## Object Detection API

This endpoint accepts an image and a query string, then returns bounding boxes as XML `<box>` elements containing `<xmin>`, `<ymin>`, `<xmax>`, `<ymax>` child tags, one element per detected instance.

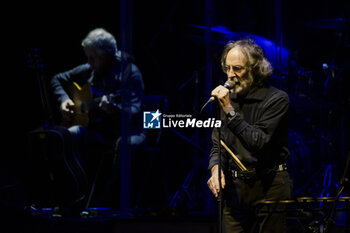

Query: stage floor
<box><xmin>2</xmin><ymin>206</ymin><xmax>350</xmax><ymax>233</ymax></box>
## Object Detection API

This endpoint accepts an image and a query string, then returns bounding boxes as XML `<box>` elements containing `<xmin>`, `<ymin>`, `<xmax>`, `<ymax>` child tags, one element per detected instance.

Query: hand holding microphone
<box><xmin>200</xmin><ymin>80</ymin><xmax>236</xmax><ymax>115</ymax></box>
<box><xmin>208</xmin><ymin>79</ymin><xmax>236</xmax><ymax>103</ymax></box>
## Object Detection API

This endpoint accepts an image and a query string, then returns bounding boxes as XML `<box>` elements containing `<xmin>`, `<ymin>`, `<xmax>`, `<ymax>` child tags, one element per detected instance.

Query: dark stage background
<box><xmin>2</xmin><ymin>0</ymin><xmax>350</xmax><ymax>232</ymax></box>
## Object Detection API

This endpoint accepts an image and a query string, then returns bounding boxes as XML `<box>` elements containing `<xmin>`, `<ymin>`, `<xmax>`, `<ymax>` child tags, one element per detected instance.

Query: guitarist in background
<box><xmin>50</xmin><ymin>28</ymin><xmax>145</xmax><ymax>206</ymax></box>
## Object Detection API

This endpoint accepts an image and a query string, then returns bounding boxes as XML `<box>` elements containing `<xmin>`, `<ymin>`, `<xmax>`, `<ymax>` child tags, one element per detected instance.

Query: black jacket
<box><xmin>209</xmin><ymin>85</ymin><xmax>290</xmax><ymax>171</ymax></box>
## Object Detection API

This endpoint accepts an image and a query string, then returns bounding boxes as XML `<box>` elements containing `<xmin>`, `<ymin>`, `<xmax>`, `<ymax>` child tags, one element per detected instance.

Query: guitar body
<box><xmin>26</xmin><ymin>126</ymin><xmax>89</xmax><ymax>209</ymax></box>
<box><xmin>61</xmin><ymin>82</ymin><xmax>121</xmax><ymax>128</ymax></box>
<box><xmin>61</xmin><ymin>82</ymin><xmax>93</xmax><ymax>128</ymax></box>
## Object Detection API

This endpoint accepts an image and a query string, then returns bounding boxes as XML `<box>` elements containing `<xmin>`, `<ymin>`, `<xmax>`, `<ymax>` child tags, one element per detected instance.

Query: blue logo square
<box><xmin>143</xmin><ymin>110</ymin><xmax>161</xmax><ymax>129</ymax></box>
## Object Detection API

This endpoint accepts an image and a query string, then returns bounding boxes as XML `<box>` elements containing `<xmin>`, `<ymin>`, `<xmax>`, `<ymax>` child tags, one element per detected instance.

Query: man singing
<box><xmin>207</xmin><ymin>39</ymin><xmax>292</xmax><ymax>233</ymax></box>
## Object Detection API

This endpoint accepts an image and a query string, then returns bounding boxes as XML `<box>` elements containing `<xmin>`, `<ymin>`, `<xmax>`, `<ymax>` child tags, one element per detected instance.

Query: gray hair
<box><xmin>221</xmin><ymin>39</ymin><xmax>273</xmax><ymax>87</ymax></box>
<box><xmin>81</xmin><ymin>28</ymin><xmax>118</xmax><ymax>57</ymax></box>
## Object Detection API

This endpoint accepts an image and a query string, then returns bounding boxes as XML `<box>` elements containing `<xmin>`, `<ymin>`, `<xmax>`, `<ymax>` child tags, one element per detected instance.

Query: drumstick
<box><xmin>220</xmin><ymin>140</ymin><xmax>247</xmax><ymax>171</ymax></box>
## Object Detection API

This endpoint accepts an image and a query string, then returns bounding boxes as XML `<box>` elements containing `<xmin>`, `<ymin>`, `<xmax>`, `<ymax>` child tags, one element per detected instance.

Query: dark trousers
<box><xmin>222</xmin><ymin>170</ymin><xmax>292</xmax><ymax>233</ymax></box>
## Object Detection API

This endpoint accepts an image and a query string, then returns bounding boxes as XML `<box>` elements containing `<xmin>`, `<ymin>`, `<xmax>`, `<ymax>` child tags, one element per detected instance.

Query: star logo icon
<box><xmin>150</xmin><ymin>109</ymin><xmax>162</xmax><ymax>122</ymax></box>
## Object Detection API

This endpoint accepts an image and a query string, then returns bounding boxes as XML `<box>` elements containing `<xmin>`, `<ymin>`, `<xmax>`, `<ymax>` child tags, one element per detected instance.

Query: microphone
<box><xmin>200</xmin><ymin>80</ymin><xmax>236</xmax><ymax>116</ymax></box>
<box><xmin>207</xmin><ymin>80</ymin><xmax>236</xmax><ymax>103</ymax></box>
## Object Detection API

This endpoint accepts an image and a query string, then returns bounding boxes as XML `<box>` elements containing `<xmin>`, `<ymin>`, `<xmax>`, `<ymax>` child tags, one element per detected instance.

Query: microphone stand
<box><xmin>324</xmin><ymin>151</ymin><xmax>350</xmax><ymax>233</ymax></box>
<box><xmin>200</xmin><ymin>96</ymin><xmax>223</xmax><ymax>233</ymax></box>
<box><xmin>217</xmin><ymin>104</ymin><xmax>223</xmax><ymax>233</ymax></box>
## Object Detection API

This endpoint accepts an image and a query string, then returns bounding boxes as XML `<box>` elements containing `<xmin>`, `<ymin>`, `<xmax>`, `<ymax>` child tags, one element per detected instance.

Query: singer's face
<box><xmin>225</xmin><ymin>47</ymin><xmax>253</xmax><ymax>96</ymax></box>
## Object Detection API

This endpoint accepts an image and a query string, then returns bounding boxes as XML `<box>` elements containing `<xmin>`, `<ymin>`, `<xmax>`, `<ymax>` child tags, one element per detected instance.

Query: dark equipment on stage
<box><xmin>257</xmin><ymin>152</ymin><xmax>350</xmax><ymax>232</ymax></box>
<box><xmin>25</xmin><ymin>48</ymin><xmax>88</xmax><ymax>214</ymax></box>
<box><xmin>26</xmin><ymin>126</ymin><xmax>88</xmax><ymax>211</ymax></box>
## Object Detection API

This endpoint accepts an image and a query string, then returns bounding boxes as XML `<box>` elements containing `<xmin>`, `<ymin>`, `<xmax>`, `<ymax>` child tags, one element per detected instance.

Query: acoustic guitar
<box><xmin>61</xmin><ymin>82</ymin><xmax>121</xmax><ymax>128</ymax></box>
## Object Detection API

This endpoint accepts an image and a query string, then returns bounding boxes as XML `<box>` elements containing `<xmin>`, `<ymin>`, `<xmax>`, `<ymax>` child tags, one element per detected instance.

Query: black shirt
<box><xmin>209</xmin><ymin>85</ymin><xmax>290</xmax><ymax>171</ymax></box>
